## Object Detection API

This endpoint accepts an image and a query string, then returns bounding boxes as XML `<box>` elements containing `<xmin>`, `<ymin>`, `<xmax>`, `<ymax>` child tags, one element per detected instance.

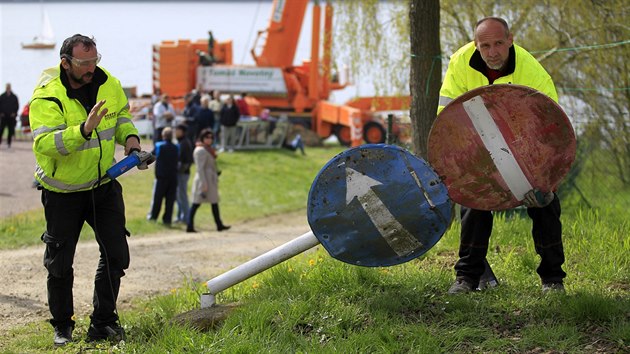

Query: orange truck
<box><xmin>152</xmin><ymin>0</ymin><xmax>410</xmax><ymax>146</ymax></box>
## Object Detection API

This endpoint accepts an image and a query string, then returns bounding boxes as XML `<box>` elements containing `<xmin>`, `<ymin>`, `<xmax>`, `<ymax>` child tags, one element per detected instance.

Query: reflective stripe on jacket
<box><xmin>437</xmin><ymin>42</ymin><xmax>558</xmax><ymax>114</ymax></box>
<box><xmin>30</xmin><ymin>66</ymin><xmax>138</xmax><ymax>193</ymax></box>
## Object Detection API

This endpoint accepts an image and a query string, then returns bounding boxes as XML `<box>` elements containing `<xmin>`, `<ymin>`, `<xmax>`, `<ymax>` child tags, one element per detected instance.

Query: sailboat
<box><xmin>21</xmin><ymin>6</ymin><xmax>55</xmax><ymax>49</ymax></box>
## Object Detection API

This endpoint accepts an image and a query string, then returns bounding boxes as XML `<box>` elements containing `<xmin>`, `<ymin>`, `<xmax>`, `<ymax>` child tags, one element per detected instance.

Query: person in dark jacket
<box><xmin>193</xmin><ymin>95</ymin><xmax>214</xmax><ymax>143</ymax></box>
<box><xmin>175</xmin><ymin>124</ymin><xmax>194</xmax><ymax>223</ymax></box>
<box><xmin>0</xmin><ymin>83</ymin><xmax>19</xmax><ymax>148</ymax></box>
<box><xmin>183</xmin><ymin>90</ymin><xmax>201</xmax><ymax>141</ymax></box>
<box><xmin>148</xmin><ymin>127</ymin><xmax>179</xmax><ymax>225</ymax></box>
<box><xmin>219</xmin><ymin>95</ymin><xmax>240</xmax><ymax>152</ymax></box>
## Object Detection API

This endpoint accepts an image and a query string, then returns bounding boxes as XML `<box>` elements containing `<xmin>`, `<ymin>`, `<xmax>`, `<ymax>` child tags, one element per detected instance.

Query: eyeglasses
<box><xmin>67</xmin><ymin>53</ymin><xmax>102</xmax><ymax>67</ymax></box>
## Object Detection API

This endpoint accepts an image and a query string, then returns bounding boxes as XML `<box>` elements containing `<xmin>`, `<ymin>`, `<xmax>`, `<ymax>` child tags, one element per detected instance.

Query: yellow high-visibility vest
<box><xmin>30</xmin><ymin>66</ymin><xmax>139</xmax><ymax>192</ymax></box>
<box><xmin>438</xmin><ymin>41</ymin><xmax>558</xmax><ymax>114</ymax></box>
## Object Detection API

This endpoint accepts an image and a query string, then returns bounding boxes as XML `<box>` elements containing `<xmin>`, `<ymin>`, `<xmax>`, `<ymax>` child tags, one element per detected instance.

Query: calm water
<box><xmin>0</xmin><ymin>1</ymin><xmax>360</xmax><ymax>108</ymax></box>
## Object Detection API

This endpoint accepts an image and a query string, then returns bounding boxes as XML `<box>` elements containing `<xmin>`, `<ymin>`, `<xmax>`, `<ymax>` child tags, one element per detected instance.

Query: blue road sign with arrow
<box><xmin>307</xmin><ymin>144</ymin><xmax>452</xmax><ymax>267</ymax></box>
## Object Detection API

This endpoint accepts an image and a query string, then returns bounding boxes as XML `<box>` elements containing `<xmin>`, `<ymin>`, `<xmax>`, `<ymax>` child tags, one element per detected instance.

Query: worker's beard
<box><xmin>68</xmin><ymin>70</ymin><xmax>94</xmax><ymax>87</ymax></box>
<box><xmin>487</xmin><ymin>62</ymin><xmax>504</xmax><ymax>70</ymax></box>
<box><xmin>482</xmin><ymin>56</ymin><xmax>506</xmax><ymax>71</ymax></box>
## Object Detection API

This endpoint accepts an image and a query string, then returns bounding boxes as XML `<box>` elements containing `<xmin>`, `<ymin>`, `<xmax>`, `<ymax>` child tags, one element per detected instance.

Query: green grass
<box><xmin>7</xmin><ymin>223</ymin><xmax>627</xmax><ymax>353</ymax></box>
<box><xmin>0</xmin><ymin>146</ymin><xmax>345</xmax><ymax>249</ymax></box>
<box><xmin>2</xmin><ymin>146</ymin><xmax>629</xmax><ymax>353</ymax></box>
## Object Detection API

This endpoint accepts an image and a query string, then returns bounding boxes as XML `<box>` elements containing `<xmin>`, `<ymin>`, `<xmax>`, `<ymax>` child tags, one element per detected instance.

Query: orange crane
<box><xmin>152</xmin><ymin>0</ymin><xmax>410</xmax><ymax>146</ymax></box>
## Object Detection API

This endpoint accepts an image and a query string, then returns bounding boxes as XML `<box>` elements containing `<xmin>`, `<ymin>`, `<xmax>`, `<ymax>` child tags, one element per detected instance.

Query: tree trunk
<box><xmin>409</xmin><ymin>0</ymin><xmax>441</xmax><ymax>159</ymax></box>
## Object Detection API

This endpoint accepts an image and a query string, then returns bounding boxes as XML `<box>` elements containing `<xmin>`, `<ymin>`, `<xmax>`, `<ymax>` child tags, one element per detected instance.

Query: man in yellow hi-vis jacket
<box><xmin>30</xmin><ymin>34</ymin><xmax>141</xmax><ymax>346</ymax></box>
<box><xmin>439</xmin><ymin>18</ymin><xmax>567</xmax><ymax>295</ymax></box>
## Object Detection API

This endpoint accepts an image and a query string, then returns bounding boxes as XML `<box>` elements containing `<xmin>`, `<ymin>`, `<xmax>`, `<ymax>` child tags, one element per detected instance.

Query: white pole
<box><xmin>202</xmin><ymin>231</ymin><xmax>320</xmax><ymax>307</ymax></box>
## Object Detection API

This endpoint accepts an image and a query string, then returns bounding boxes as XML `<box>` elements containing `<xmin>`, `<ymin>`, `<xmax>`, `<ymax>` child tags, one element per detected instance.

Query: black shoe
<box><xmin>542</xmin><ymin>282</ymin><xmax>565</xmax><ymax>293</ymax></box>
<box><xmin>217</xmin><ymin>225</ymin><xmax>231</xmax><ymax>232</ymax></box>
<box><xmin>86</xmin><ymin>323</ymin><xmax>125</xmax><ymax>343</ymax></box>
<box><xmin>53</xmin><ymin>325</ymin><xmax>73</xmax><ymax>347</ymax></box>
<box><xmin>186</xmin><ymin>228</ymin><xmax>197</xmax><ymax>233</ymax></box>
<box><xmin>447</xmin><ymin>278</ymin><xmax>477</xmax><ymax>294</ymax></box>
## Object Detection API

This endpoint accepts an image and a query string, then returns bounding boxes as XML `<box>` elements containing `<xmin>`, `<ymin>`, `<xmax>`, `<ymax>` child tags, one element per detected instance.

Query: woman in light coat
<box><xmin>187</xmin><ymin>129</ymin><xmax>230</xmax><ymax>232</ymax></box>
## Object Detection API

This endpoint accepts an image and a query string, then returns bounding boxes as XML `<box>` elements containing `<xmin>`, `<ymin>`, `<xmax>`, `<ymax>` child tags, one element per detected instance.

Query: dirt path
<box><xmin>0</xmin><ymin>141</ymin><xmax>314</xmax><ymax>335</ymax></box>
<box><xmin>0</xmin><ymin>210</ymin><xmax>312</xmax><ymax>335</ymax></box>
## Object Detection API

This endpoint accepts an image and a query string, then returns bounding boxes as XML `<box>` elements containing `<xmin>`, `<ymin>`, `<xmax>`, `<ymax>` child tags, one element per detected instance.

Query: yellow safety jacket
<box><xmin>438</xmin><ymin>42</ymin><xmax>558</xmax><ymax>114</ymax></box>
<box><xmin>30</xmin><ymin>65</ymin><xmax>139</xmax><ymax>193</ymax></box>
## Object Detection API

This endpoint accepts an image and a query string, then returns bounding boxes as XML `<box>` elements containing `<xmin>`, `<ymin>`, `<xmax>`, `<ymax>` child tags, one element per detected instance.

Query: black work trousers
<box><xmin>454</xmin><ymin>194</ymin><xmax>566</xmax><ymax>285</ymax></box>
<box><xmin>149</xmin><ymin>176</ymin><xmax>177</xmax><ymax>224</ymax></box>
<box><xmin>40</xmin><ymin>180</ymin><xmax>129</xmax><ymax>329</ymax></box>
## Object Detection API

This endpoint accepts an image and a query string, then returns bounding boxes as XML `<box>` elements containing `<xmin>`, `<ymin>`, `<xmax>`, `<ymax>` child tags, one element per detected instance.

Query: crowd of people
<box><xmin>141</xmin><ymin>89</ymin><xmax>243</xmax><ymax>230</ymax></box>
<box><xmin>11</xmin><ymin>72</ymin><xmax>304</xmax><ymax>234</ymax></box>
<box><xmin>146</xmin><ymin>123</ymin><xmax>230</xmax><ymax>233</ymax></box>
<box><xmin>147</xmin><ymin>88</ymin><xmax>246</xmax><ymax>151</ymax></box>
<box><xmin>141</xmin><ymin>87</ymin><xmax>306</xmax><ymax>228</ymax></box>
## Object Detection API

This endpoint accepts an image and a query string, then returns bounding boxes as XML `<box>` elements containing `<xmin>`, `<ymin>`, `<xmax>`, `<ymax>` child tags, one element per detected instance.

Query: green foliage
<box><xmin>565</xmin><ymin>144</ymin><xmax>630</xmax><ymax>212</ymax></box>
<box><xmin>333</xmin><ymin>0</ymin><xmax>410</xmax><ymax>97</ymax></box>
<box><xmin>0</xmin><ymin>210</ymin><xmax>44</xmax><ymax>249</ymax></box>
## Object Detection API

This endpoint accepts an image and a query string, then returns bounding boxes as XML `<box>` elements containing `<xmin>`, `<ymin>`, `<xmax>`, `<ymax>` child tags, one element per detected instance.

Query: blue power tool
<box><xmin>104</xmin><ymin>150</ymin><xmax>155</xmax><ymax>180</ymax></box>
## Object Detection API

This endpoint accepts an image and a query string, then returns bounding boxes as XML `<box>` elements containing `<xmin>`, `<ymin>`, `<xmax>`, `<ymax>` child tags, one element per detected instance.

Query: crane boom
<box><xmin>251</xmin><ymin>0</ymin><xmax>309</xmax><ymax>67</ymax></box>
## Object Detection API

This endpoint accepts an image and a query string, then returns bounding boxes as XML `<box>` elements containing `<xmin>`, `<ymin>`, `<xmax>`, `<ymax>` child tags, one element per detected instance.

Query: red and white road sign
<box><xmin>428</xmin><ymin>84</ymin><xmax>576</xmax><ymax>211</ymax></box>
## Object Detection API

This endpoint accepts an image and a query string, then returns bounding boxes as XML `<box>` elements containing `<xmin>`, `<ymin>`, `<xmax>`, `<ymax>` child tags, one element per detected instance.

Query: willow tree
<box><xmin>332</xmin><ymin>0</ymin><xmax>435</xmax><ymax>157</ymax></box>
<box><xmin>333</xmin><ymin>0</ymin><xmax>441</xmax><ymax>157</ymax></box>
<box><xmin>333</xmin><ymin>0</ymin><xmax>410</xmax><ymax>98</ymax></box>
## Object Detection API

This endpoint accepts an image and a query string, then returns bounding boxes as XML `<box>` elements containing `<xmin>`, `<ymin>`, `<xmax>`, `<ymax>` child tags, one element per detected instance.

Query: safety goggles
<box><xmin>68</xmin><ymin>53</ymin><xmax>102</xmax><ymax>67</ymax></box>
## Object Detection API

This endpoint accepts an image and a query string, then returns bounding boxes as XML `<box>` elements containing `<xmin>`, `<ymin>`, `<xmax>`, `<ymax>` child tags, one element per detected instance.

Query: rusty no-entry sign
<box><xmin>428</xmin><ymin>84</ymin><xmax>576</xmax><ymax>211</ymax></box>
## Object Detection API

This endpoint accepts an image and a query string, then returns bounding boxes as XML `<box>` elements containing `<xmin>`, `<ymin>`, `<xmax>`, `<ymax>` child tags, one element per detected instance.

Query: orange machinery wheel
<box><xmin>334</xmin><ymin>125</ymin><xmax>352</xmax><ymax>146</ymax></box>
<box><xmin>363</xmin><ymin>121</ymin><xmax>386</xmax><ymax>144</ymax></box>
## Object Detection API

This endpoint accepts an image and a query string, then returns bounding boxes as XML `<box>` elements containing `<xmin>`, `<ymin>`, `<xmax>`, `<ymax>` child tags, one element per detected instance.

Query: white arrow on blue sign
<box><xmin>307</xmin><ymin>144</ymin><xmax>452</xmax><ymax>267</ymax></box>
<box><xmin>345</xmin><ymin>167</ymin><xmax>423</xmax><ymax>256</ymax></box>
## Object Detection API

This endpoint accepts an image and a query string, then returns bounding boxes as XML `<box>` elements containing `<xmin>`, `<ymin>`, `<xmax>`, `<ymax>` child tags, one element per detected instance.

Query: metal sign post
<box><xmin>203</xmin><ymin>231</ymin><xmax>319</xmax><ymax>307</ymax></box>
